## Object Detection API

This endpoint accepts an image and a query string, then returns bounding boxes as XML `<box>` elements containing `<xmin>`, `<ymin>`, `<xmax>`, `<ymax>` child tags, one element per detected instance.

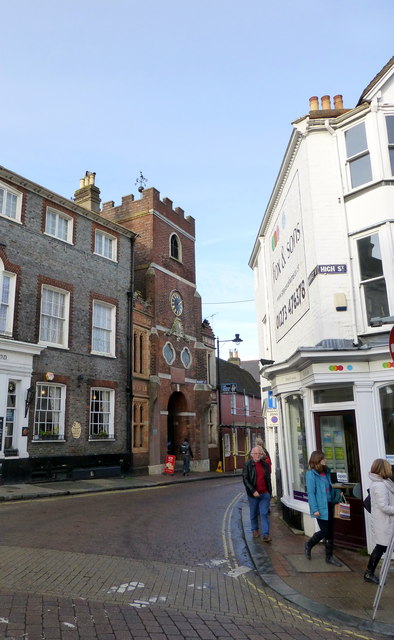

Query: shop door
<box><xmin>314</xmin><ymin>411</ymin><xmax>366</xmax><ymax>550</ymax></box>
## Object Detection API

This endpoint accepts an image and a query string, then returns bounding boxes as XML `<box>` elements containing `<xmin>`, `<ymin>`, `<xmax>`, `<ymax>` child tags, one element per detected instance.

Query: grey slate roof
<box><xmin>218</xmin><ymin>358</ymin><xmax>261</xmax><ymax>398</ymax></box>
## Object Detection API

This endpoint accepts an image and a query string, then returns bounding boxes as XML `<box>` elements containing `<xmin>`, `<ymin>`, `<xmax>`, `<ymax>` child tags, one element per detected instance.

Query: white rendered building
<box><xmin>249</xmin><ymin>57</ymin><xmax>394</xmax><ymax>551</ymax></box>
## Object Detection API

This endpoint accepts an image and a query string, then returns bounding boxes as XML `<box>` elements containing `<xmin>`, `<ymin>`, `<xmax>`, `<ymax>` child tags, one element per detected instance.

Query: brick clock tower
<box><xmin>101</xmin><ymin>187</ymin><xmax>216</xmax><ymax>473</ymax></box>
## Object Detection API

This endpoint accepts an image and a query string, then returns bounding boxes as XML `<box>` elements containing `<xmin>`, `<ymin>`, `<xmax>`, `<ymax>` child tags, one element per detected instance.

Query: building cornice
<box><xmin>0</xmin><ymin>166</ymin><xmax>136</xmax><ymax>239</ymax></box>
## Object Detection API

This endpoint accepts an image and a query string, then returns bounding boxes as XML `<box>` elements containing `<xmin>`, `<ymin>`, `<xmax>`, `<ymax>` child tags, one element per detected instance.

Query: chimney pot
<box><xmin>309</xmin><ymin>96</ymin><xmax>319</xmax><ymax>111</ymax></box>
<box><xmin>333</xmin><ymin>94</ymin><xmax>343</xmax><ymax>109</ymax></box>
<box><xmin>321</xmin><ymin>95</ymin><xmax>331</xmax><ymax>110</ymax></box>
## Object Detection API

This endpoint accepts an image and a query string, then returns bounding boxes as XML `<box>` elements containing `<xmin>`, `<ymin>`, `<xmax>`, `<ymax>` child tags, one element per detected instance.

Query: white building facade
<box><xmin>250</xmin><ymin>57</ymin><xmax>394</xmax><ymax>551</ymax></box>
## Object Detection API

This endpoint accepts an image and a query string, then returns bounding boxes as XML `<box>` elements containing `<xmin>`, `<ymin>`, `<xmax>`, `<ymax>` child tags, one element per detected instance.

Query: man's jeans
<box><xmin>247</xmin><ymin>493</ymin><xmax>270</xmax><ymax>536</ymax></box>
<box><xmin>183</xmin><ymin>454</ymin><xmax>191</xmax><ymax>474</ymax></box>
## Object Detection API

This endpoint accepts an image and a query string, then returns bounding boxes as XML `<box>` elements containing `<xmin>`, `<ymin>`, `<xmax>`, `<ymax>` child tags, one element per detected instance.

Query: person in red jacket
<box><xmin>242</xmin><ymin>447</ymin><xmax>272</xmax><ymax>542</ymax></box>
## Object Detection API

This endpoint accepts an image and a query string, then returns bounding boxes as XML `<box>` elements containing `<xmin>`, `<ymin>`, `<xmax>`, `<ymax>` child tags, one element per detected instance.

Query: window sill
<box><xmin>93</xmin><ymin>252</ymin><xmax>118</xmax><ymax>263</ymax></box>
<box><xmin>44</xmin><ymin>232</ymin><xmax>73</xmax><ymax>245</ymax></box>
<box><xmin>90</xmin><ymin>351</ymin><xmax>116</xmax><ymax>358</ymax></box>
<box><xmin>32</xmin><ymin>437</ymin><xmax>65</xmax><ymax>443</ymax></box>
<box><xmin>89</xmin><ymin>437</ymin><xmax>115</xmax><ymax>442</ymax></box>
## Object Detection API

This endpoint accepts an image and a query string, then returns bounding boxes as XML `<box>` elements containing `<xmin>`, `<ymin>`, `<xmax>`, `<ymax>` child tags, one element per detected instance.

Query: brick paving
<box><xmin>0</xmin><ymin>473</ymin><xmax>390</xmax><ymax>639</ymax></box>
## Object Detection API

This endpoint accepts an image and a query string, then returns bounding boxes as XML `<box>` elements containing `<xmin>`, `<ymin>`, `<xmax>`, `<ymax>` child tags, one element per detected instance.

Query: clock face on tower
<box><xmin>170</xmin><ymin>291</ymin><xmax>183</xmax><ymax>316</ymax></box>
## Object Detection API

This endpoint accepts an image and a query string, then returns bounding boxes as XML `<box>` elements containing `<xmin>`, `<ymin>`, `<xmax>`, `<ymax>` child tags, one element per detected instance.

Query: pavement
<box><xmin>0</xmin><ymin>470</ymin><xmax>394</xmax><ymax>638</ymax></box>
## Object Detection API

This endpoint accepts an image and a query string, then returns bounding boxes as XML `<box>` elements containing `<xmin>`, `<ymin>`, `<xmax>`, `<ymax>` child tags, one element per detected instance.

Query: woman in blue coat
<box><xmin>304</xmin><ymin>450</ymin><xmax>342</xmax><ymax>566</ymax></box>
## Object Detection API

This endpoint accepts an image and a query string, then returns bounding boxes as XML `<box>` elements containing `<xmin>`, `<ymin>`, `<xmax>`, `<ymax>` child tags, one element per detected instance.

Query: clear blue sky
<box><xmin>1</xmin><ymin>1</ymin><xmax>393</xmax><ymax>359</ymax></box>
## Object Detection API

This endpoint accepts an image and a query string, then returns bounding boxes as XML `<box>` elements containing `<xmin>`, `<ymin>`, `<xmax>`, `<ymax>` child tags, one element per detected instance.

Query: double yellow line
<box><xmin>221</xmin><ymin>492</ymin><xmax>377</xmax><ymax>640</ymax></box>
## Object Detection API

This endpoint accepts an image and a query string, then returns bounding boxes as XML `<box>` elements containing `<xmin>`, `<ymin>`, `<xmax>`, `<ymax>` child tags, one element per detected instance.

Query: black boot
<box><xmin>304</xmin><ymin>533</ymin><xmax>321</xmax><ymax>560</ymax></box>
<box><xmin>325</xmin><ymin>540</ymin><xmax>342</xmax><ymax>566</ymax></box>
<box><xmin>364</xmin><ymin>547</ymin><xmax>383</xmax><ymax>584</ymax></box>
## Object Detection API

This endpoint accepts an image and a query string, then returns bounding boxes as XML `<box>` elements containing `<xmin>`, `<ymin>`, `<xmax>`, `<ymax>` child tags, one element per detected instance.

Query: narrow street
<box><xmin>0</xmin><ymin>477</ymin><xmax>383</xmax><ymax>639</ymax></box>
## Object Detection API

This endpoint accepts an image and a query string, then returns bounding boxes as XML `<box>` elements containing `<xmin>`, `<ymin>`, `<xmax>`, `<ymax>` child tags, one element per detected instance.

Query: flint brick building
<box><xmin>0</xmin><ymin>167</ymin><xmax>135</xmax><ymax>481</ymax></box>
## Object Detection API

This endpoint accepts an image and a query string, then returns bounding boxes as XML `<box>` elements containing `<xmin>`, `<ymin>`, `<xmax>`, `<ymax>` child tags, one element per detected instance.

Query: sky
<box><xmin>1</xmin><ymin>0</ymin><xmax>393</xmax><ymax>360</ymax></box>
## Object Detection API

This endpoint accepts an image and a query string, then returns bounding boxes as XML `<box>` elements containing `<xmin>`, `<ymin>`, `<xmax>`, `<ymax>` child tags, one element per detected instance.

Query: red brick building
<box><xmin>100</xmin><ymin>187</ymin><xmax>216</xmax><ymax>473</ymax></box>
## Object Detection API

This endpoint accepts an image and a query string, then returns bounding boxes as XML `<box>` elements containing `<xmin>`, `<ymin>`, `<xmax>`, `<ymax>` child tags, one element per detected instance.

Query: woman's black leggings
<box><xmin>316</xmin><ymin>503</ymin><xmax>334</xmax><ymax>542</ymax></box>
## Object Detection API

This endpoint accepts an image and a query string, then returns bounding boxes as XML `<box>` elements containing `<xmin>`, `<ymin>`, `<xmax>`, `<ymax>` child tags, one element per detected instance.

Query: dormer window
<box><xmin>170</xmin><ymin>233</ymin><xmax>182</xmax><ymax>261</ymax></box>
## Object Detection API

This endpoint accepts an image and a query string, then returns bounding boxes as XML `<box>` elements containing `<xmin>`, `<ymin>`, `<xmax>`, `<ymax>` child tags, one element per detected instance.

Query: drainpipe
<box><xmin>324</xmin><ymin>119</ymin><xmax>359</xmax><ymax>346</ymax></box>
<box><xmin>126</xmin><ymin>235</ymin><xmax>136</xmax><ymax>470</ymax></box>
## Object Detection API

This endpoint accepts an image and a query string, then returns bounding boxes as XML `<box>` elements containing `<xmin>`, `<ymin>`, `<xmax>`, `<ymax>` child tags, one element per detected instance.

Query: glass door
<box><xmin>314</xmin><ymin>410</ymin><xmax>366</xmax><ymax>550</ymax></box>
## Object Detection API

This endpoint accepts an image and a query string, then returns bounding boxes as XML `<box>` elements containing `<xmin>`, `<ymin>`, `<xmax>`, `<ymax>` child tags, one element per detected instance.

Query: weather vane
<box><xmin>135</xmin><ymin>171</ymin><xmax>147</xmax><ymax>193</ymax></box>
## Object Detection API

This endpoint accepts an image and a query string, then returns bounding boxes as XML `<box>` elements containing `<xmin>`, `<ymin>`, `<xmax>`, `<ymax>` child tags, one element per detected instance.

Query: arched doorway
<box><xmin>167</xmin><ymin>391</ymin><xmax>188</xmax><ymax>455</ymax></box>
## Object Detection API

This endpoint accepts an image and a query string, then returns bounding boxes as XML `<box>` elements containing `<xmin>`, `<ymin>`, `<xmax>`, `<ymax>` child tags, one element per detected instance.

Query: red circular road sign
<box><xmin>390</xmin><ymin>326</ymin><xmax>394</xmax><ymax>361</ymax></box>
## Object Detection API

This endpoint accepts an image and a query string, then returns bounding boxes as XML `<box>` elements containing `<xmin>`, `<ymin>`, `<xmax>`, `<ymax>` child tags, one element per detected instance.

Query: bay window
<box><xmin>345</xmin><ymin>122</ymin><xmax>372</xmax><ymax>189</ymax></box>
<box><xmin>356</xmin><ymin>233</ymin><xmax>389</xmax><ymax>326</ymax></box>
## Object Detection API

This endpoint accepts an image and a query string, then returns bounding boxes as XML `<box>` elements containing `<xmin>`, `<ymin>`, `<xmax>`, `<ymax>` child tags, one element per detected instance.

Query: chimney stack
<box><xmin>74</xmin><ymin>171</ymin><xmax>101</xmax><ymax>213</ymax></box>
<box><xmin>333</xmin><ymin>94</ymin><xmax>344</xmax><ymax>109</ymax></box>
<box><xmin>321</xmin><ymin>95</ymin><xmax>331</xmax><ymax>110</ymax></box>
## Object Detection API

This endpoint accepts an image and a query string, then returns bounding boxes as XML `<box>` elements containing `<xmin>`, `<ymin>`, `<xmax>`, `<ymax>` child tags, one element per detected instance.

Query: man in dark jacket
<box><xmin>180</xmin><ymin>437</ymin><xmax>193</xmax><ymax>476</ymax></box>
<box><xmin>242</xmin><ymin>446</ymin><xmax>272</xmax><ymax>541</ymax></box>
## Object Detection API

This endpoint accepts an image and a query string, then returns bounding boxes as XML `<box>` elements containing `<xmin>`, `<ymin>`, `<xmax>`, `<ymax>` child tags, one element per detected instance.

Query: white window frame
<box><xmin>386</xmin><ymin>115</ymin><xmax>394</xmax><ymax>176</ymax></box>
<box><xmin>45</xmin><ymin>207</ymin><xmax>73</xmax><ymax>243</ymax></box>
<box><xmin>0</xmin><ymin>181</ymin><xmax>22</xmax><ymax>222</ymax></box>
<box><xmin>91</xmin><ymin>301</ymin><xmax>116</xmax><ymax>356</ymax></box>
<box><xmin>344</xmin><ymin>121</ymin><xmax>372</xmax><ymax>190</ymax></box>
<box><xmin>33</xmin><ymin>383</ymin><xmax>66</xmax><ymax>441</ymax></box>
<box><xmin>244</xmin><ymin>394</ymin><xmax>250</xmax><ymax>416</ymax></box>
<box><xmin>0</xmin><ymin>261</ymin><xmax>16</xmax><ymax>337</ymax></box>
<box><xmin>39</xmin><ymin>285</ymin><xmax>70</xmax><ymax>348</ymax></box>
<box><xmin>89</xmin><ymin>387</ymin><xmax>114</xmax><ymax>439</ymax></box>
<box><xmin>352</xmin><ymin>228</ymin><xmax>392</xmax><ymax>330</ymax></box>
<box><xmin>94</xmin><ymin>229</ymin><xmax>117</xmax><ymax>261</ymax></box>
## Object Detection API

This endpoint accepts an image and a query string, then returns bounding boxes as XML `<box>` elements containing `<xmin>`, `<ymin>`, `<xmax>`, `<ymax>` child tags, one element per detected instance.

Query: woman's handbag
<box><xmin>334</xmin><ymin>496</ymin><xmax>351</xmax><ymax>520</ymax></box>
<box><xmin>363</xmin><ymin>488</ymin><xmax>371</xmax><ymax>513</ymax></box>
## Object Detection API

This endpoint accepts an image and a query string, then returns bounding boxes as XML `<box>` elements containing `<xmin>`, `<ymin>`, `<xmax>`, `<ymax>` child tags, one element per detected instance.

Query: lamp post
<box><xmin>216</xmin><ymin>334</ymin><xmax>243</xmax><ymax>428</ymax></box>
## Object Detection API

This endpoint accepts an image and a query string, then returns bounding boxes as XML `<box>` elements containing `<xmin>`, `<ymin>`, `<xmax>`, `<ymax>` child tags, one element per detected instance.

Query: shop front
<box><xmin>265</xmin><ymin>348</ymin><xmax>394</xmax><ymax>552</ymax></box>
<box><xmin>0</xmin><ymin>339</ymin><xmax>44</xmax><ymax>466</ymax></box>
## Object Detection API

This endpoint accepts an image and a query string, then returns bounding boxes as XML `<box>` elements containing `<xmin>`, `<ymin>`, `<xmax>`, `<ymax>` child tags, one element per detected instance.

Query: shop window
<box><xmin>345</xmin><ymin>122</ymin><xmax>372</xmax><ymax>188</ymax></box>
<box><xmin>223</xmin><ymin>432</ymin><xmax>231</xmax><ymax>457</ymax></box>
<box><xmin>285</xmin><ymin>394</ymin><xmax>308</xmax><ymax>495</ymax></box>
<box><xmin>4</xmin><ymin>380</ymin><xmax>17</xmax><ymax>452</ymax></box>
<box><xmin>380</xmin><ymin>385</ymin><xmax>394</xmax><ymax>457</ymax></box>
<box><xmin>386</xmin><ymin>116</ymin><xmax>394</xmax><ymax>175</ymax></box>
<box><xmin>33</xmin><ymin>383</ymin><xmax>65</xmax><ymax>440</ymax></box>
<box><xmin>313</xmin><ymin>387</ymin><xmax>354</xmax><ymax>403</ymax></box>
<box><xmin>356</xmin><ymin>232</ymin><xmax>389</xmax><ymax>326</ymax></box>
